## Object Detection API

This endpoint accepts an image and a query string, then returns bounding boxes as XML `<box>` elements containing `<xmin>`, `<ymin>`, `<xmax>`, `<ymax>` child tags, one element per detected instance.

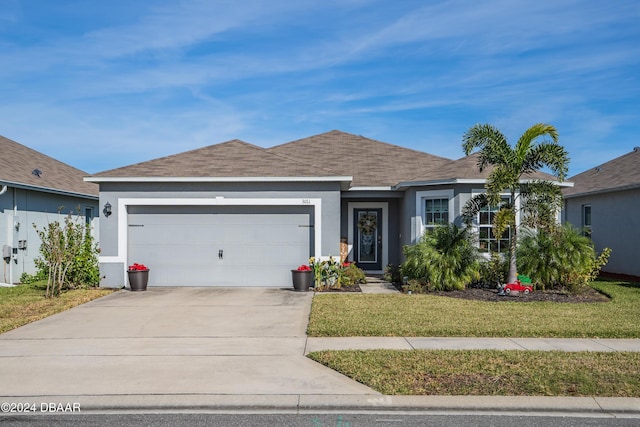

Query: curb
<box><xmin>1</xmin><ymin>395</ymin><xmax>639</xmax><ymax>416</ymax></box>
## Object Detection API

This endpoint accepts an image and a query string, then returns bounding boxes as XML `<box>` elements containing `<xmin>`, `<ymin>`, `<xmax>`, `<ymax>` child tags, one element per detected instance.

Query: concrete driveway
<box><xmin>0</xmin><ymin>288</ymin><xmax>377</xmax><ymax>398</ymax></box>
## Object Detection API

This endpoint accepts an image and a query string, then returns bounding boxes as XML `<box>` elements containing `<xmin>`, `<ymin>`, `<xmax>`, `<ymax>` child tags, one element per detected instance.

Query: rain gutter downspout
<box><xmin>1</xmin><ymin>186</ymin><xmax>9</xmax><ymax>283</ymax></box>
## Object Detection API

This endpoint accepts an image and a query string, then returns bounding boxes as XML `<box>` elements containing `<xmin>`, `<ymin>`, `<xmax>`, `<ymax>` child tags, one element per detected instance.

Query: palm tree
<box><xmin>461</xmin><ymin>123</ymin><xmax>569</xmax><ymax>284</ymax></box>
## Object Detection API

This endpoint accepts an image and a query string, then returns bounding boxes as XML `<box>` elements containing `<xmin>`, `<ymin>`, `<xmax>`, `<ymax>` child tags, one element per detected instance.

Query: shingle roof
<box><xmin>89</xmin><ymin>130</ymin><xmax>567</xmax><ymax>187</ymax></box>
<box><xmin>0</xmin><ymin>135</ymin><xmax>98</xmax><ymax>197</ymax></box>
<box><xmin>405</xmin><ymin>152</ymin><xmax>560</xmax><ymax>183</ymax></box>
<box><xmin>563</xmin><ymin>148</ymin><xmax>640</xmax><ymax>197</ymax></box>
<box><xmin>91</xmin><ymin>139</ymin><xmax>342</xmax><ymax>178</ymax></box>
<box><xmin>267</xmin><ymin>130</ymin><xmax>450</xmax><ymax>187</ymax></box>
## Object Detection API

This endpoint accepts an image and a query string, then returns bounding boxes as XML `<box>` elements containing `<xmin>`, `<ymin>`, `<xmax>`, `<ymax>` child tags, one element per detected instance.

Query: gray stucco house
<box><xmin>87</xmin><ymin>130</ymin><xmax>564</xmax><ymax>288</ymax></box>
<box><xmin>0</xmin><ymin>135</ymin><xmax>99</xmax><ymax>285</ymax></box>
<box><xmin>563</xmin><ymin>147</ymin><xmax>640</xmax><ymax>278</ymax></box>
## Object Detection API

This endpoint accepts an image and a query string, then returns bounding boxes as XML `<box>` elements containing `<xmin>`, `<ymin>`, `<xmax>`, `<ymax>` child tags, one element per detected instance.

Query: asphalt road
<box><xmin>1</xmin><ymin>413</ymin><xmax>638</xmax><ymax>426</ymax></box>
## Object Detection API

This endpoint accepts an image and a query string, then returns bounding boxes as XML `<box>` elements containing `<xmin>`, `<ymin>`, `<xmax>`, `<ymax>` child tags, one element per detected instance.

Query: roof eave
<box><xmin>0</xmin><ymin>180</ymin><xmax>98</xmax><ymax>200</ymax></box>
<box><xmin>85</xmin><ymin>175</ymin><xmax>352</xmax><ymax>182</ymax></box>
<box><xmin>347</xmin><ymin>186</ymin><xmax>394</xmax><ymax>191</ymax></box>
<box><xmin>393</xmin><ymin>178</ymin><xmax>573</xmax><ymax>190</ymax></box>
<box><xmin>564</xmin><ymin>183</ymin><xmax>640</xmax><ymax>199</ymax></box>
<box><xmin>84</xmin><ymin>175</ymin><xmax>354</xmax><ymax>190</ymax></box>
<box><xmin>393</xmin><ymin>178</ymin><xmax>486</xmax><ymax>189</ymax></box>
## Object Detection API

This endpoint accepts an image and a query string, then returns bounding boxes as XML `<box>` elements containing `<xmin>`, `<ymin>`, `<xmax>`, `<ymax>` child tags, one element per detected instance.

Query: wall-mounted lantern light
<box><xmin>103</xmin><ymin>202</ymin><xmax>112</xmax><ymax>218</ymax></box>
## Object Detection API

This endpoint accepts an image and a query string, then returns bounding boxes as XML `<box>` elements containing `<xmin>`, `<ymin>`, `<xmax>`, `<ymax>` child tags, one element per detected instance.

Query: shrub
<box><xmin>473</xmin><ymin>252</ymin><xmax>508</xmax><ymax>289</ymax></box>
<box><xmin>402</xmin><ymin>278</ymin><xmax>431</xmax><ymax>294</ymax></box>
<box><xmin>340</xmin><ymin>262</ymin><xmax>366</xmax><ymax>286</ymax></box>
<box><xmin>400</xmin><ymin>224</ymin><xmax>480</xmax><ymax>291</ymax></box>
<box><xmin>66</xmin><ymin>222</ymin><xmax>100</xmax><ymax>288</ymax></box>
<box><xmin>383</xmin><ymin>264</ymin><xmax>401</xmax><ymax>284</ymax></box>
<box><xmin>516</xmin><ymin>224</ymin><xmax>611</xmax><ymax>292</ymax></box>
<box><xmin>33</xmin><ymin>209</ymin><xmax>100</xmax><ymax>297</ymax></box>
<box><xmin>310</xmin><ymin>258</ymin><xmax>365</xmax><ymax>290</ymax></box>
<box><xmin>20</xmin><ymin>270</ymin><xmax>46</xmax><ymax>285</ymax></box>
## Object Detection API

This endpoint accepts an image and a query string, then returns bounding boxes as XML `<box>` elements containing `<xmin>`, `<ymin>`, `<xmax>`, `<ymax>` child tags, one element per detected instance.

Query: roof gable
<box><xmin>91</xmin><ymin>139</ymin><xmax>341</xmax><ymax>178</ymax></box>
<box><xmin>563</xmin><ymin>148</ymin><xmax>640</xmax><ymax>197</ymax></box>
<box><xmin>267</xmin><ymin>130</ymin><xmax>450</xmax><ymax>187</ymax></box>
<box><xmin>0</xmin><ymin>135</ymin><xmax>98</xmax><ymax>197</ymax></box>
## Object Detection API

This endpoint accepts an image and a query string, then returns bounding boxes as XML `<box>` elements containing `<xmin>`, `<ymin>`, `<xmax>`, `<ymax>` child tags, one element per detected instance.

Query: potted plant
<box><xmin>128</xmin><ymin>263</ymin><xmax>149</xmax><ymax>291</ymax></box>
<box><xmin>291</xmin><ymin>264</ymin><xmax>313</xmax><ymax>292</ymax></box>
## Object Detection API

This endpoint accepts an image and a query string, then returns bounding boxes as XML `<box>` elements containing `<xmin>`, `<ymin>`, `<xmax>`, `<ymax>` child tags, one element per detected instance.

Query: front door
<box><xmin>353</xmin><ymin>208</ymin><xmax>383</xmax><ymax>271</ymax></box>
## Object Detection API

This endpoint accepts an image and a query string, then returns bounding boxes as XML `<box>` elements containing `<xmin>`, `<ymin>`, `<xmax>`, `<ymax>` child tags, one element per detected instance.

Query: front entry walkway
<box><xmin>360</xmin><ymin>276</ymin><xmax>400</xmax><ymax>293</ymax></box>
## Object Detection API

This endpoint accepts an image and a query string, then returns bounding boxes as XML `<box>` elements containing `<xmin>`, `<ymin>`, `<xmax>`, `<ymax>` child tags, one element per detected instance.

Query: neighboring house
<box><xmin>0</xmin><ymin>135</ymin><xmax>99</xmax><ymax>285</ymax></box>
<box><xmin>563</xmin><ymin>147</ymin><xmax>640</xmax><ymax>278</ymax></box>
<box><xmin>86</xmin><ymin>130</ymin><xmax>567</xmax><ymax>288</ymax></box>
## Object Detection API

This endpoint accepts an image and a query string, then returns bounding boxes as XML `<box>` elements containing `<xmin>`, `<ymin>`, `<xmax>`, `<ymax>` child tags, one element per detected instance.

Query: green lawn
<box><xmin>307</xmin><ymin>349</ymin><xmax>640</xmax><ymax>396</ymax></box>
<box><xmin>0</xmin><ymin>282</ymin><xmax>114</xmax><ymax>334</ymax></box>
<box><xmin>308</xmin><ymin>280</ymin><xmax>640</xmax><ymax>338</ymax></box>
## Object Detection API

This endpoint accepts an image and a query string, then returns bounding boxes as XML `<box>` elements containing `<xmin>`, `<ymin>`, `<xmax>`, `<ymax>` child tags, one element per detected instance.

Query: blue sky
<box><xmin>1</xmin><ymin>0</ymin><xmax>638</xmax><ymax>176</ymax></box>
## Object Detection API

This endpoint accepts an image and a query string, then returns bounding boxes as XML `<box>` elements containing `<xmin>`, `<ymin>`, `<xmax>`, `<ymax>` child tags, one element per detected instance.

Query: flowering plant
<box><xmin>308</xmin><ymin>257</ymin><xmax>366</xmax><ymax>290</ymax></box>
<box><xmin>296</xmin><ymin>264</ymin><xmax>312</xmax><ymax>271</ymax></box>
<box><xmin>128</xmin><ymin>263</ymin><xmax>148</xmax><ymax>271</ymax></box>
<box><xmin>309</xmin><ymin>256</ymin><xmax>341</xmax><ymax>290</ymax></box>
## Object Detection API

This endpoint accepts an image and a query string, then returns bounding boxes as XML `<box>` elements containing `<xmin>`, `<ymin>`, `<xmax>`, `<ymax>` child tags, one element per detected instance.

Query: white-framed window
<box><xmin>414</xmin><ymin>190</ymin><xmax>454</xmax><ymax>241</ymax></box>
<box><xmin>471</xmin><ymin>189</ymin><xmax>519</xmax><ymax>254</ymax></box>
<box><xmin>424</xmin><ymin>198</ymin><xmax>449</xmax><ymax>227</ymax></box>
<box><xmin>478</xmin><ymin>196</ymin><xmax>511</xmax><ymax>253</ymax></box>
<box><xmin>582</xmin><ymin>204</ymin><xmax>592</xmax><ymax>238</ymax></box>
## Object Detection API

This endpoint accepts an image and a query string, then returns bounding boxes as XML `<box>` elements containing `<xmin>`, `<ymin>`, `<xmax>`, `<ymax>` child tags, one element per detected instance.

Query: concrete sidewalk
<box><xmin>306</xmin><ymin>336</ymin><xmax>640</xmax><ymax>353</ymax></box>
<box><xmin>1</xmin><ymin>287</ymin><xmax>639</xmax><ymax>416</ymax></box>
<box><xmin>1</xmin><ymin>394</ymin><xmax>639</xmax><ymax>416</ymax></box>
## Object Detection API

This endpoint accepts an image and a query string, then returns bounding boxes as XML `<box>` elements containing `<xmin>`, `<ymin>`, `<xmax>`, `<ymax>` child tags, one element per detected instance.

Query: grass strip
<box><xmin>308</xmin><ymin>349</ymin><xmax>640</xmax><ymax>396</ymax></box>
<box><xmin>0</xmin><ymin>282</ymin><xmax>114</xmax><ymax>334</ymax></box>
<box><xmin>308</xmin><ymin>280</ymin><xmax>640</xmax><ymax>338</ymax></box>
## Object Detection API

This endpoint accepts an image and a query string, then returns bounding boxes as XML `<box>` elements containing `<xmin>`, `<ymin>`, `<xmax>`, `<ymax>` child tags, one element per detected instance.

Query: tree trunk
<box><xmin>507</xmin><ymin>248</ymin><xmax>517</xmax><ymax>284</ymax></box>
<box><xmin>506</xmin><ymin>189</ymin><xmax>518</xmax><ymax>284</ymax></box>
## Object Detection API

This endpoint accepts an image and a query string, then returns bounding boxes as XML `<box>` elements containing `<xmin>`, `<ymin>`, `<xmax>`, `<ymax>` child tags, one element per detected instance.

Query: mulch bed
<box><xmin>313</xmin><ymin>284</ymin><xmax>362</xmax><ymax>293</ymax></box>
<box><xmin>430</xmin><ymin>286</ymin><xmax>610</xmax><ymax>303</ymax></box>
<box><xmin>313</xmin><ymin>281</ymin><xmax>610</xmax><ymax>303</ymax></box>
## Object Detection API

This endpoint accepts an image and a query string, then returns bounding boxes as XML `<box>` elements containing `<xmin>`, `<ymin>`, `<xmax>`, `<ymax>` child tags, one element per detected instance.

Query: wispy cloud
<box><xmin>0</xmin><ymin>0</ymin><xmax>638</xmax><ymax>176</ymax></box>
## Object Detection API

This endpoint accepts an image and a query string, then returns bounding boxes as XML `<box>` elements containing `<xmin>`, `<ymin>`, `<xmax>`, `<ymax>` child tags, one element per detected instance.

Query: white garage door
<box><xmin>127</xmin><ymin>205</ymin><xmax>313</xmax><ymax>286</ymax></box>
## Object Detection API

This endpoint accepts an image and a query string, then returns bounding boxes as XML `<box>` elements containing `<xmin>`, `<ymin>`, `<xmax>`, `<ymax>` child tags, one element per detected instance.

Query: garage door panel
<box><xmin>128</xmin><ymin>226</ymin><xmax>219</xmax><ymax>245</ymax></box>
<box><xmin>129</xmin><ymin>245</ymin><xmax>218</xmax><ymax>268</ymax></box>
<box><xmin>127</xmin><ymin>205</ymin><xmax>313</xmax><ymax>287</ymax></box>
<box><xmin>148</xmin><ymin>268</ymin><xmax>224</xmax><ymax>287</ymax></box>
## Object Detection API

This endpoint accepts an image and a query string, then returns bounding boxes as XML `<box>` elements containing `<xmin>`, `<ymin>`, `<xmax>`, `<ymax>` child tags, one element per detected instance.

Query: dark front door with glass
<box><xmin>354</xmin><ymin>208</ymin><xmax>382</xmax><ymax>271</ymax></box>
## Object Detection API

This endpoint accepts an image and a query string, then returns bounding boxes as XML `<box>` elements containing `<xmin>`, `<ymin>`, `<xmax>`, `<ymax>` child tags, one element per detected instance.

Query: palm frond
<box><xmin>462</xmin><ymin>193</ymin><xmax>489</xmax><ymax>225</ymax></box>
<box><xmin>486</xmin><ymin>168</ymin><xmax>518</xmax><ymax>202</ymax></box>
<box><xmin>462</xmin><ymin>124</ymin><xmax>510</xmax><ymax>171</ymax></box>
<box><xmin>519</xmin><ymin>181</ymin><xmax>564</xmax><ymax>230</ymax></box>
<box><xmin>514</xmin><ymin>124</ymin><xmax>558</xmax><ymax>173</ymax></box>
<box><xmin>523</xmin><ymin>143</ymin><xmax>569</xmax><ymax>181</ymax></box>
<box><xmin>515</xmin><ymin>124</ymin><xmax>558</xmax><ymax>153</ymax></box>
<box><xmin>494</xmin><ymin>207</ymin><xmax>515</xmax><ymax>237</ymax></box>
